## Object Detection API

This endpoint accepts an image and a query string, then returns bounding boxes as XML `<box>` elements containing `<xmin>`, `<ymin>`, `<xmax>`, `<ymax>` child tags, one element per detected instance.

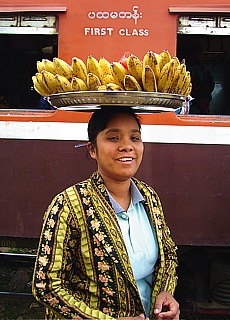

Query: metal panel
<box><xmin>178</xmin><ymin>15</ymin><xmax>230</xmax><ymax>35</ymax></box>
<box><xmin>178</xmin><ymin>16</ymin><xmax>217</xmax><ymax>28</ymax></box>
<box><xmin>0</xmin><ymin>14</ymin><xmax>57</xmax><ymax>34</ymax></box>
<box><xmin>220</xmin><ymin>17</ymin><xmax>230</xmax><ymax>27</ymax></box>
<box><xmin>0</xmin><ymin>14</ymin><xmax>17</xmax><ymax>27</ymax></box>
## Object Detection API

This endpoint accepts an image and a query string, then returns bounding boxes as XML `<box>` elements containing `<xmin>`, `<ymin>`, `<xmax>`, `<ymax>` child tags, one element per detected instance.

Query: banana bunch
<box><xmin>32</xmin><ymin>50</ymin><xmax>192</xmax><ymax>97</ymax></box>
<box><xmin>33</xmin><ymin>56</ymin><xmax>116</xmax><ymax>95</ymax></box>
<box><xmin>142</xmin><ymin>50</ymin><xmax>192</xmax><ymax>96</ymax></box>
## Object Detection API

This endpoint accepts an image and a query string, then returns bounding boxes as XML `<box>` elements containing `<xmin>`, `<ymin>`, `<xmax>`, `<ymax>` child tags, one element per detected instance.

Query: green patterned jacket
<box><xmin>32</xmin><ymin>171</ymin><xmax>178</xmax><ymax>319</ymax></box>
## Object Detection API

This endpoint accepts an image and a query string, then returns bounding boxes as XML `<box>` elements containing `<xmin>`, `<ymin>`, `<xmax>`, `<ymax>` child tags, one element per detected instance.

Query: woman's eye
<box><xmin>131</xmin><ymin>136</ymin><xmax>141</xmax><ymax>141</ymax></box>
<box><xmin>107</xmin><ymin>136</ymin><xmax>119</xmax><ymax>141</ymax></box>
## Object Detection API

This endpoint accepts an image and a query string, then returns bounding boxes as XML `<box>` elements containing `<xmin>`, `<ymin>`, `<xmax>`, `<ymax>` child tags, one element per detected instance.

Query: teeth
<box><xmin>118</xmin><ymin>158</ymin><xmax>133</xmax><ymax>162</ymax></box>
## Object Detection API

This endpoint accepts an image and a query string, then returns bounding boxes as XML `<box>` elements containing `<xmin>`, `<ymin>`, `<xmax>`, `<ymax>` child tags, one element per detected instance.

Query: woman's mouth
<box><xmin>117</xmin><ymin>157</ymin><xmax>134</xmax><ymax>162</ymax></box>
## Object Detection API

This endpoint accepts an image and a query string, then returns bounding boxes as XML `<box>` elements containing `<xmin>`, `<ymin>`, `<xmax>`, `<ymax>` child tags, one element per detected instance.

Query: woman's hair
<box><xmin>88</xmin><ymin>106</ymin><xmax>141</xmax><ymax>144</ymax></box>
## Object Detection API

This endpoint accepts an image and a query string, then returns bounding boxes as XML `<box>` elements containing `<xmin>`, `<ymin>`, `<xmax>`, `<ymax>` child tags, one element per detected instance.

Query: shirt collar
<box><xmin>107</xmin><ymin>179</ymin><xmax>144</xmax><ymax>214</ymax></box>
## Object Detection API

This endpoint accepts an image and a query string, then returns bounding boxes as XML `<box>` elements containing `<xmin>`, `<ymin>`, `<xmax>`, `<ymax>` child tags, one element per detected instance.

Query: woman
<box><xmin>32</xmin><ymin>107</ymin><xmax>179</xmax><ymax>320</ymax></box>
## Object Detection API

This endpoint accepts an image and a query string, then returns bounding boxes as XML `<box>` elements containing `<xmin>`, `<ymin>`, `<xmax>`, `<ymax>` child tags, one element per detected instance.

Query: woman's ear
<box><xmin>87</xmin><ymin>142</ymin><xmax>97</xmax><ymax>159</ymax></box>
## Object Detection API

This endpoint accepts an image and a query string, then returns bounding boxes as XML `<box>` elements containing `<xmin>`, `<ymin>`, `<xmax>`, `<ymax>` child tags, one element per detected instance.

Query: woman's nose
<box><xmin>118</xmin><ymin>142</ymin><xmax>134</xmax><ymax>152</ymax></box>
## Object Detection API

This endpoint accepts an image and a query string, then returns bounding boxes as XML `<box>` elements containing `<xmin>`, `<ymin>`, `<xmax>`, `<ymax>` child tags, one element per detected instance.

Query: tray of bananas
<box><xmin>32</xmin><ymin>50</ymin><xmax>192</xmax><ymax>113</ymax></box>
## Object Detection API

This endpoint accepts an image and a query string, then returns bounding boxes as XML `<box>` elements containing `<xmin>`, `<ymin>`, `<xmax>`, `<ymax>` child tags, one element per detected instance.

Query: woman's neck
<box><xmin>101</xmin><ymin>174</ymin><xmax>131</xmax><ymax>211</ymax></box>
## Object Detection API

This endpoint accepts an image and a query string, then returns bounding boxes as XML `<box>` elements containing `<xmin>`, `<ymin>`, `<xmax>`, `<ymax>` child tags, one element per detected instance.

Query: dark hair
<box><xmin>88</xmin><ymin>106</ymin><xmax>141</xmax><ymax>144</ymax></box>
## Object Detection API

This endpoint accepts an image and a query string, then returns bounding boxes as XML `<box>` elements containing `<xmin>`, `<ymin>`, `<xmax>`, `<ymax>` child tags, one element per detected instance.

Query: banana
<box><xmin>32</xmin><ymin>77</ymin><xmax>45</xmax><ymax>96</ymax></box>
<box><xmin>106</xmin><ymin>83</ymin><xmax>123</xmax><ymax>91</ymax></box>
<box><xmin>55</xmin><ymin>74</ymin><xmax>72</xmax><ymax>92</ymax></box>
<box><xmin>142</xmin><ymin>65</ymin><xmax>157</xmax><ymax>92</ymax></box>
<box><xmin>158</xmin><ymin>50</ymin><xmax>171</xmax><ymax>71</ymax></box>
<box><xmin>95</xmin><ymin>83</ymin><xmax>123</xmax><ymax>91</ymax></box>
<box><xmin>37</xmin><ymin>61</ymin><xmax>45</xmax><ymax>73</ymax></box>
<box><xmin>42</xmin><ymin>70</ymin><xmax>58</xmax><ymax>94</ymax></box>
<box><xmin>171</xmin><ymin>57</ymin><xmax>180</xmax><ymax>69</ymax></box>
<box><xmin>101</xmin><ymin>72</ymin><xmax>115</xmax><ymax>85</ymax></box>
<box><xmin>171</xmin><ymin>64</ymin><xmax>187</xmax><ymax>94</ymax></box>
<box><xmin>53</xmin><ymin>57</ymin><xmax>74</xmax><ymax>80</ymax></box>
<box><xmin>177</xmin><ymin>71</ymin><xmax>191</xmax><ymax>95</ymax></box>
<box><xmin>71</xmin><ymin>77</ymin><xmax>88</xmax><ymax>91</ymax></box>
<box><xmin>72</xmin><ymin>57</ymin><xmax>87</xmax><ymax>83</ymax></box>
<box><xmin>87</xmin><ymin>55</ymin><xmax>102</xmax><ymax>81</ymax></box>
<box><xmin>87</xmin><ymin>72</ymin><xmax>101</xmax><ymax>90</ymax></box>
<box><xmin>34</xmin><ymin>72</ymin><xmax>52</xmax><ymax>96</ymax></box>
<box><xmin>110</xmin><ymin>62</ymin><xmax>128</xmax><ymax>89</ymax></box>
<box><xmin>183</xmin><ymin>83</ymin><xmax>192</xmax><ymax>96</ymax></box>
<box><xmin>43</xmin><ymin>59</ymin><xmax>56</xmax><ymax>74</ymax></box>
<box><xmin>126</xmin><ymin>54</ymin><xmax>143</xmax><ymax>85</ymax></box>
<box><xmin>124</xmin><ymin>75</ymin><xmax>142</xmax><ymax>91</ymax></box>
<box><xmin>142</xmin><ymin>51</ymin><xmax>160</xmax><ymax>81</ymax></box>
<box><xmin>157</xmin><ymin>60</ymin><xmax>175</xmax><ymax>93</ymax></box>
<box><xmin>32</xmin><ymin>75</ymin><xmax>51</xmax><ymax>96</ymax></box>
<box><xmin>99</xmin><ymin>57</ymin><xmax>112</xmax><ymax>75</ymax></box>
<box><xmin>96</xmin><ymin>85</ymin><xmax>108</xmax><ymax>91</ymax></box>
<box><xmin>170</xmin><ymin>64</ymin><xmax>185</xmax><ymax>93</ymax></box>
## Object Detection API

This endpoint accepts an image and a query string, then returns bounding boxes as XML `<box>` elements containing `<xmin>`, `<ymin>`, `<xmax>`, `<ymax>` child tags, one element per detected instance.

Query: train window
<box><xmin>177</xmin><ymin>15</ymin><xmax>230</xmax><ymax>115</ymax></box>
<box><xmin>0</xmin><ymin>14</ymin><xmax>58</xmax><ymax>110</ymax></box>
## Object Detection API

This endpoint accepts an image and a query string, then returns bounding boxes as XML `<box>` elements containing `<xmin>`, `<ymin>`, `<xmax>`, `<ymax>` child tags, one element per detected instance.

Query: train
<box><xmin>0</xmin><ymin>0</ymin><xmax>230</xmax><ymax>316</ymax></box>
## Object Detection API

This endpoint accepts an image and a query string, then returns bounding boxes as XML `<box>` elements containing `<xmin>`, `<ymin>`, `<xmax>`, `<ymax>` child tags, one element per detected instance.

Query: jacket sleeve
<box><xmin>32</xmin><ymin>192</ymin><xmax>115</xmax><ymax>320</ymax></box>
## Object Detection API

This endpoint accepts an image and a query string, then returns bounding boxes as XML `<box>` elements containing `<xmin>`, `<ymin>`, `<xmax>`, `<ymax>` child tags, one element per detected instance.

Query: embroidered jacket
<box><xmin>32</xmin><ymin>171</ymin><xmax>178</xmax><ymax>319</ymax></box>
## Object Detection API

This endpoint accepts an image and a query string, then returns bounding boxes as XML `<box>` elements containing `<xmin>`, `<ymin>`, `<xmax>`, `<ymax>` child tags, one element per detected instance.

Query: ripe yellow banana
<box><xmin>142</xmin><ymin>65</ymin><xmax>157</xmax><ymax>92</ymax></box>
<box><xmin>110</xmin><ymin>62</ymin><xmax>128</xmax><ymax>89</ymax></box>
<box><xmin>171</xmin><ymin>57</ymin><xmax>180</xmax><ymax>69</ymax></box>
<box><xmin>96</xmin><ymin>85</ymin><xmax>108</xmax><ymax>91</ymax></box>
<box><xmin>171</xmin><ymin>64</ymin><xmax>187</xmax><ymax>94</ymax></box>
<box><xmin>87</xmin><ymin>72</ymin><xmax>101</xmax><ymax>90</ymax></box>
<box><xmin>164</xmin><ymin>60</ymin><xmax>176</xmax><ymax>93</ymax></box>
<box><xmin>87</xmin><ymin>55</ymin><xmax>102</xmax><ymax>81</ymax></box>
<box><xmin>37</xmin><ymin>61</ymin><xmax>45</xmax><ymax>73</ymax></box>
<box><xmin>177</xmin><ymin>71</ymin><xmax>191</xmax><ymax>95</ymax></box>
<box><xmin>142</xmin><ymin>51</ymin><xmax>160</xmax><ymax>82</ymax></box>
<box><xmin>53</xmin><ymin>57</ymin><xmax>74</xmax><ymax>81</ymax></box>
<box><xmin>126</xmin><ymin>54</ymin><xmax>143</xmax><ymax>85</ymax></box>
<box><xmin>158</xmin><ymin>50</ymin><xmax>171</xmax><ymax>71</ymax></box>
<box><xmin>71</xmin><ymin>77</ymin><xmax>88</xmax><ymax>91</ymax></box>
<box><xmin>99</xmin><ymin>57</ymin><xmax>112</xmax><ymax>75</ymax></box>
<box><xmin>35</xmin><ymin>72</ymin><xmax>52</xmax><ymax>94</ymax></box>
<box><xmin>101</xmin><ymin>72</ymin><xmax>115</xmax><ymax>85</ymax></box>
<box><xmin>72</xmin><ymin>57</ymin><xmax>87</xmax><ymax>83</ymax></box>
<box><xmin>170</xmin><ymin>65</ymin><xmax>183</xmax><ymax>94</ymax></box>
<box><xmin>157</xmin><ymin>60</ymin><xmax>175</xmax><ymax>93</ymax></box>
<box><xmin>106</xmin><ymin>83</ymin><xmax>123</xmax><ymax>91</ymax></box>
<box><xmin>55</xmin><ymin>74</ymin><xmax>72</xmax><ymax>92</ymax></box>
<box><xmin>183</xmin><ymin>83</ymin><xmax>192</xmax><ymax>96</ymax></box>
<box><xmin>32</xmin><ymin>75</ymin><xmax>51</xmax><ymax>96</ymax></box>
<box><xmin>43</xmin><ymin>59</ymin><xmax>56</xmax><ymax>75</ymax></box>
<box><xmin>42</xmin><ymin>70</ymin><xmax>58</xmax><ymax>94</ymax></box>
<box><xmin>124</xmin><ymin>75</ymin><xmax>142</xmax><ymax>91</ymax></box>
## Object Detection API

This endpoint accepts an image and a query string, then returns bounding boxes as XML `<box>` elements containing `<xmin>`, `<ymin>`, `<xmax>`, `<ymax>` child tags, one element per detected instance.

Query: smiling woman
<box><xmin>32</xmin><ymin>106</ymin><xmax>179</xmax><ymax>320</ymax></box>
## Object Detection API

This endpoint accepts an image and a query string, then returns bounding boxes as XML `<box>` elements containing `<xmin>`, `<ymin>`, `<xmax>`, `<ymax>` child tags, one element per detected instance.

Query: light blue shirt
<box><xmin>107</xmin><ymin>181</ymin><xmax>159</xmax><ymax>317</ymax></box>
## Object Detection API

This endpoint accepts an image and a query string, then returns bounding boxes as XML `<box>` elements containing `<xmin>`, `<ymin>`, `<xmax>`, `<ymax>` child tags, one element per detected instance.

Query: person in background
<box><xmin>32</xmin><ymin>106</ymin><xmax>179</xmax><ymax>320</ymax></box>
<box><xmin>184</xmin><ymin>44</ymin><xmax>215</xmax><ymax>115</ymax></box>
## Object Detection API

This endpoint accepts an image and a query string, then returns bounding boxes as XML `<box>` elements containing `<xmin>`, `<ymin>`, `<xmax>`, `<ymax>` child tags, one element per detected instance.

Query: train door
<box><xmin>176</xmin><ymin>15</ymin><xmax>230</xmax><ymax>115</ymax></box>
<box><xmin>0</xmin><ymin>13</ymin><xmax>58</xmax><ymax>109</ymax></box>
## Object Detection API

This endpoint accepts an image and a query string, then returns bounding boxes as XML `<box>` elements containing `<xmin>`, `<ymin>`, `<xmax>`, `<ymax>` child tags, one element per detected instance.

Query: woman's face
<box><xmin>88</xmin><ymin>112</ymin><xmax>144</xmax><ymax>182</ymax></box>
